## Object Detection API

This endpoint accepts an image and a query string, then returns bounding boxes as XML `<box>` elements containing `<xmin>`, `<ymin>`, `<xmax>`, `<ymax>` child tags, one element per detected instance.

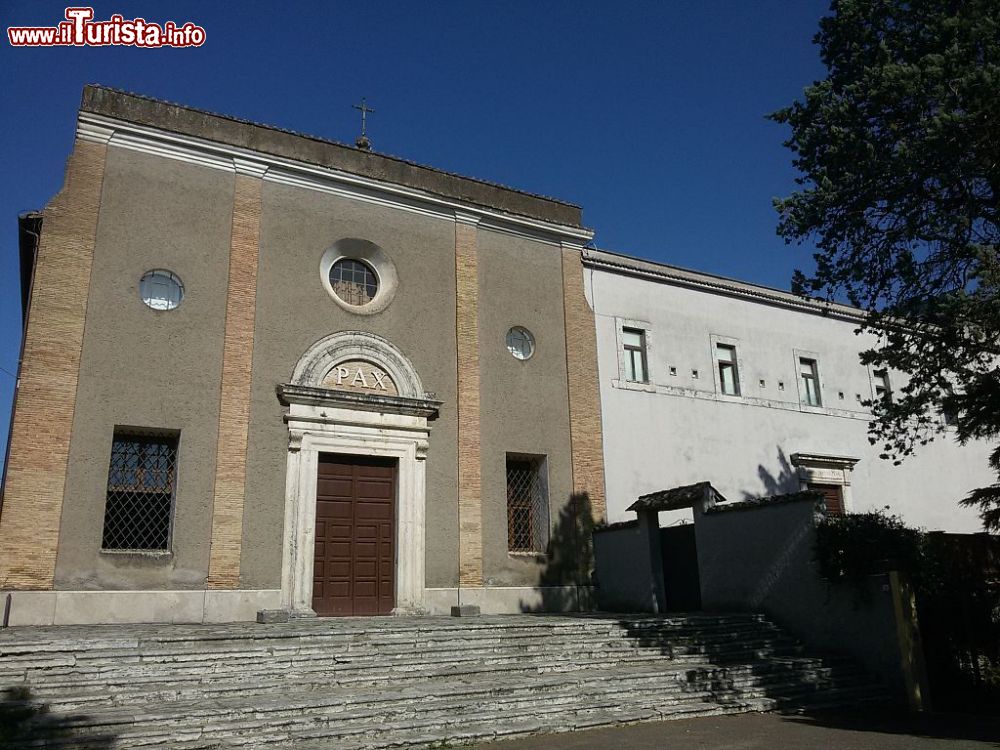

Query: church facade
<box><xmin>1</xmin><ymin>87</ymin><xmax>991</xmax><ymax>626</ymax></box>
<box><xmin>0</xmin><ymin>86</ymin><xmax>605</xmax><ymax>625</ymax></box>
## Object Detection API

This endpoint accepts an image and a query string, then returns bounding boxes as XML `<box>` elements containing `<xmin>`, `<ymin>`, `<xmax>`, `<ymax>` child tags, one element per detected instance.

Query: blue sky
<box><xmin>0</xmin><ymin>0</ymin><xmax>829</xmax><ymax>464</ymax></box>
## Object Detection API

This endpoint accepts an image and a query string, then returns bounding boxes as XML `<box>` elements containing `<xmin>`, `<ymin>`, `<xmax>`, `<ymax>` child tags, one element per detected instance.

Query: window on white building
<box><xmin>799</xmin><ymin>357</ymin><xmax>821</xmax><ymax>406</ymax></box>
<box><xmin>873</xmin><ymin>369</ymin><xmax>891</xmax><ymax>401</ymax></box>
<box><xmin>941</xmin><ymin>386</ymin><xmax>958</xmax><ymax>426</ymax></box>
<box><xmin>716</xmin><ymin>343</ymin><xmax>740</xmax><ymax>396</ymax></box>
<box><xmin>622</xmin><ymin>328</ymin><xmax>648</xmax><ymax>383</ymax></box>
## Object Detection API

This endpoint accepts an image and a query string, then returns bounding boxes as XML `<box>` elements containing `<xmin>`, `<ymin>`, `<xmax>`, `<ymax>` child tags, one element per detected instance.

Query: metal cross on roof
<box><xmin>353</xmin><ymin>98</ymin><xmax>374</xmax><ymax>150</ymax></box>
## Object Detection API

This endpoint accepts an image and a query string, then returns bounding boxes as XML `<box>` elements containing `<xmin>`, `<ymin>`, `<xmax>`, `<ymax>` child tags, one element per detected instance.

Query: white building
<box><xmin>586</xmin><ymin>248</ymin><xmax>993</xmax><ymax>534</ymax></box>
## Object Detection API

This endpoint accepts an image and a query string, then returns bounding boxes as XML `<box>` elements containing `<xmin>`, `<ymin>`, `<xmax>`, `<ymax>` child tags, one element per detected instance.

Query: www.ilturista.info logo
<box><xmin>8</xmin><ymin>7</ymin><xmax>206</xmax><ymax>47</ymax></box>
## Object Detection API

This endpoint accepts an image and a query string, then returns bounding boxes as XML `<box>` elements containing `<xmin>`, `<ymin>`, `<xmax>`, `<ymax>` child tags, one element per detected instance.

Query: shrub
<box><xmin>814</xmin><ymin>507</ymin><xmax>923</xmax><ymax>584</ymax></box>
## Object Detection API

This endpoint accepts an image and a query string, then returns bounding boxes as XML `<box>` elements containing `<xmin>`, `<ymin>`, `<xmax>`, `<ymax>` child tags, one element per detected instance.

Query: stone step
<box><xmin>0</xmin><ymin>622</ymin><xmax>791</xmax><ymax>663</ymax></box>
<box><xmin>0</xmin><ymin>632</ymin><xmax>800</xmax><ymax>684</ymax></box>
<box><xmin>10</xmin><ymin>640</ymin><xmax>813</xmax><ymax>708</ymax></box>
<box><xmin>48</xmin><ymin>659</ymin><xmax>877</xmax><ymax>745</ymax></box>
<box><xmin>0</xmin><ymin>633</ymin><xmax>794</xmax><ymax>684</ymax></box>
<box><xmin>7</xmin><ymin>633</ymin><xmax>802</xmax><ymax>686</ymax></box>
<box><xmin>0</xmin><ymin>624</ymin><xmax>790</xmax><ymax>675</ymax></box>
<box><xmin>2</xmin><ymin>613</ymin><xmax>889</xmax><ymax>749</ymax></box>
<box><xmin>30</xmin><ymin>648</ymin><xmax>862</xmax><ymax>712</ymax></box>
<box><xmin>0</xmin><ymin>614</ymin><xmax>778</xmax><ymax>656</ymax></box>
<box><xmin>319</xmin><ymin>680</ymin><xmax>883</xmax><ymax>748</ymax></box>
<box><xmin>52</xmin><ymin>675</ymin><xmax>887</xmax><ymax>749</ymax></box>
<box><xmin>0</xmin><ymin>626</ymin><xmax>794</xmax><ymax>673</ymax></box>
<box><xmin>292</xmin><ymin>685</ymin><xmax>890</xmax><ymax>750</ymax></box>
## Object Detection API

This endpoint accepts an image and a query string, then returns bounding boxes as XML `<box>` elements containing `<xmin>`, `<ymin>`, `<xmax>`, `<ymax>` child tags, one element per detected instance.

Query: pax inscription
<box><xmin>321</xmin><ymin>360</ymin><xmax>398</xmax><ymax>396</ymax></box>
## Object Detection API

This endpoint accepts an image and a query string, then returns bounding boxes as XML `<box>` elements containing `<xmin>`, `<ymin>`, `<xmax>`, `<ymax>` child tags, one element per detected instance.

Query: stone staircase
<box><xmin>0</xmin><ymin>613</ymin><xmax>888</xmax><ymax>749</ymax></box>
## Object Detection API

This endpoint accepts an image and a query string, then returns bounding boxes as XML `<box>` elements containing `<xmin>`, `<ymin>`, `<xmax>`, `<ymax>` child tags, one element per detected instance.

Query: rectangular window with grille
<box><xmin>101</xmin><ymin>430</ymin><xmax>178</xmax><ymax>551</ymax></box>
<box><xmin>506</xmin><ymin>455</ymin><xmax>549</xmax><ymax>554</ymax></box>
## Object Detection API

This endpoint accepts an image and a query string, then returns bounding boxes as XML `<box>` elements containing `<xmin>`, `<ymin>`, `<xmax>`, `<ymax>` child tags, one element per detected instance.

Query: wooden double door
<box><xmin>313</xmin><ymin>454</ymin><xmax>397</xmax><ymax>616</ymax></box>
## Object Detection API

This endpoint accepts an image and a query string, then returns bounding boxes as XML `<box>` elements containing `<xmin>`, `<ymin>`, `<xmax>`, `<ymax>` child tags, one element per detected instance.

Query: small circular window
<box><xmin>506</xmin><ymin>326</ymin><xmax>535</xmax><ymax>360</ymax></box>
<box><xmin>329</xmin><ymin>258</ymin><xmax>379</xmax><ymax>307</ymax></box>
<box><xmin>320</xmin><ymin>239</ymin><xmax>397</xmax><ymax>315</ymax></box>
<box><xmin>139</xmin><ymin>270</ymin><xmax>184</xmax><ymax>311</ymax></box>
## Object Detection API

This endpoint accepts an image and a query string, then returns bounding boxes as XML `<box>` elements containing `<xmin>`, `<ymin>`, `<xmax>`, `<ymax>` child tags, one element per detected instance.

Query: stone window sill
<box><xmin>508</xmin><ymin>551</ymin><xmax>547</xmax><ymax>561</ymax></box>
<box><xmin>100</xmin><ymin>549</ymin><xmax>173</xmax><ymax>560</ymax></box>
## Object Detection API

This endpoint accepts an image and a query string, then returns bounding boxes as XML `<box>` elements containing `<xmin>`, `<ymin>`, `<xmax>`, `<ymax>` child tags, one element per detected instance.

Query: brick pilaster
<box><xmin>455</xmin><ymin>216</ymin><xmax>483</xmax><ymax>586</ymax></box>
<box><xmin>206</xmin><ymin>169</ymin><xmax>263</xmax><ymax>588</ymax></box>
<box><xmin>561</xmin><ymin>246</ymin><xmax>607</xmax><ymax>522</ymax></box>
<box><xmin>0</xmin><ymin>140</ymin><xmax>108</xmax><ymax>589</ymax></box>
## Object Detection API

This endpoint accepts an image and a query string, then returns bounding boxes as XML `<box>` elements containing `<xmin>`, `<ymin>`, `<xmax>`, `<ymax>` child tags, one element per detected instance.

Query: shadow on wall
<box><xmin>742</xmin><ymin>448</ymin><xmax>800</xmax><ymax>500</ymax></box>
<box><xmin>519</xmin><ymin>492</ymin><xmax>595</xmax><ymax>613</ymax></box>
<box><xmin>695</xmin><ymin>486</ymin><xmax>917</xmax><ymax>702</ymax></box>
<box><xmin>0</xmin><ymin>686</ymin><xmax>116</xmax><ymax>748</ymax></box>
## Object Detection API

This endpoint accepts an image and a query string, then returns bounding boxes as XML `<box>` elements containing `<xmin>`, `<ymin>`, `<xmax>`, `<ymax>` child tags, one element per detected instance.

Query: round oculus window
<box><xmin>329</xmin><ymin>258</ymin><xmax>379</xmax><ymax>307</ymax></box>
<box><xmin>506</xmin><ymin>326</ymin><xmax>535</xmax><ymax>360</ymax></box>
<box><xmin>320</xmin><ymin>239</ymin><xmax>398</xmax><ymax>315</ymax></box>
<box><xmin>139</xmin><ymin>269</ymin><xmax>184</xmax><ymax>311</ymax></box>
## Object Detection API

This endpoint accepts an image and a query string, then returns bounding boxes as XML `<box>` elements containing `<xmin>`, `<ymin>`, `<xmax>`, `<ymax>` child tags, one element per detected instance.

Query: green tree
<box><xmin>771</xmin><ymin>0</ymin><xmax>1000</xmax><ymax>530</ymax></box>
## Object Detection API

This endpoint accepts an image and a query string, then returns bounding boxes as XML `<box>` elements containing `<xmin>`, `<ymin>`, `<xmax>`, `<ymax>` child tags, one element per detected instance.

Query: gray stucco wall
<box><xmin>695</xmin><ymin>498</ymin><xmax>910</xmax><ymax>699</ymax></box>
<box><xmin>476</xmin><ymin>228</ymin><xmax>574</xmax><ymax>588</ymax></box>
<box><xmin>51</xmin><ymin>142</ymin><xmax>580</xmax><ymax>594</ymax></box>
<box><xmin>593</xmin><ymin>521</ymin><xmax>663</xmax><ymax>612</ymax></box>
<box><xmin>55</xmin><ymin>148</ymin><xmax>233</xmax><ymax>590</ymax></box>
<box><xmin>243</xmin><ymin>181</ymin><xmax>460</xmax><ymax>589</ymax></box>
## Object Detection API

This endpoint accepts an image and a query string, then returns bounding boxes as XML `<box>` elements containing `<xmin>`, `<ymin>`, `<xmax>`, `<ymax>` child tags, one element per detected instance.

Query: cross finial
<box><xmin>353</xmin><ymin>98</ymin><xmax>375</xmax><ymax>151</ymax></box>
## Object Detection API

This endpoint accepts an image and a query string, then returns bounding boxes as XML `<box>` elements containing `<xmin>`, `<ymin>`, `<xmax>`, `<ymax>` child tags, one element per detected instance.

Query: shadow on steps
<box><xmin>1</xmin><ymin>686</ymin><xmax>117</xmax><ymax>750</ymax></box>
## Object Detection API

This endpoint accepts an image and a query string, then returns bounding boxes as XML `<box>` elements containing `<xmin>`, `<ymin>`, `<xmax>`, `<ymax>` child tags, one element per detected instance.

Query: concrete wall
<box><xmin>592</xmin><ymin>520</ymin><xmax>663</xmax><ymax>612</ymax></box>
<box><xmin>55</xmin><ymin>148</ymin><xmax>233</xmax><ymax>590</ymax></box>
<box><xmin>590</xmin><ymin>262</ymin><xmax>995</xmax><ymax>533</ymax></box>
<box><xmin>695</xmin><ymin>496</ymin><xmax>916</xmax><ymax>700</ymax></box>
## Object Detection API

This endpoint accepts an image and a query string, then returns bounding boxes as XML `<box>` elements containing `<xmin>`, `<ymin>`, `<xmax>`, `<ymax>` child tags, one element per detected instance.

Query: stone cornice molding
<box><xmin>277</xmin><ymin>384</ymin><xmax>441</xmax><ymax>420</ymax></box>
<box><xmin>76</xmin><ymin>112</ymin><xmax>594</xmax><ymax>245</ymax></box>
<box><xmin>232</xmin><ymin>157</ymin><xmax>269</xmax><ymax>178</ymax></box>
<box><xmin>583</xmin><ymin>248</ymin><xmax>867</xmax><ymax>324</ymax></box>
<box><xmin>790</xmin><ymin>452</ymin><xmax>861</xmax><ymax>470</ymax></box>
<box><xmin>76</xmin><ymin>120</ymin><xmax>115</xmax><ymax>145</ymax></box>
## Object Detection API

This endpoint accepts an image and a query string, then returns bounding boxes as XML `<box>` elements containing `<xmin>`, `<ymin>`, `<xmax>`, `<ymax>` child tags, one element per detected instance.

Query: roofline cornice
<box><xmin>582</xmin><ymin>248</ymin><xmax>868</xmax><ymax>323</ymax></box>
<box><xmin>77</xmin><ymin>112</ymin><xmax>595</xmax><ymax>245</ymax></box>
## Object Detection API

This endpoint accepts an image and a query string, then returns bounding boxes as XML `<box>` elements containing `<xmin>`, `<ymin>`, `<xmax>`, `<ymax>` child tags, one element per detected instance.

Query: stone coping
<box><xmin>81</xmin><ymin>85</ymin><xmax>583</xmax><ymax>227</ymax></box>
<box><xmin>704</xmin><ymin>491</ymin><xmax>824</xmax><ymax>515</ymax></box>
<box><xmin>628</xmin><ymin>481</ymin><xmax>728</xmax><ymax>513</ymax></box>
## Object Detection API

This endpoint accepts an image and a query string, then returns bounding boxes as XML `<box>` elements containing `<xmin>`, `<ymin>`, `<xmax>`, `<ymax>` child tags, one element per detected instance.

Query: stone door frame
<box><xmin>278</xmin><ymin>331</ymin><xmax>440</xmax><ymax>617</ymax></box>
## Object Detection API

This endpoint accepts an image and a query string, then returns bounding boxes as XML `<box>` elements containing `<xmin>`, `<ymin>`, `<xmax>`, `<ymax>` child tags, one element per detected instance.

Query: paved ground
<box><xmin>472</xmin><ymin>710</ymin><xmax>1000</xmax><ymax>749</ymax></box>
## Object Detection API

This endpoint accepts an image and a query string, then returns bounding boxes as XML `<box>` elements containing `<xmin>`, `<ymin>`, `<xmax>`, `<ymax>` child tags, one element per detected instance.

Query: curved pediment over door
<box><xmin>278</xmin><ymin>331</ymin><xmax>440</xmax><ymax>419</ymax></box>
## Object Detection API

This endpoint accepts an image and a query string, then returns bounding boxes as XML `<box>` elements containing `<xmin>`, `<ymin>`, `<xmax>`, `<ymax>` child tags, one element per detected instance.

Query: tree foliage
<box><xmin>771</xmin><ymin>0</ymin><xmax>1000</xmax><ymax>529</ymax></box>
